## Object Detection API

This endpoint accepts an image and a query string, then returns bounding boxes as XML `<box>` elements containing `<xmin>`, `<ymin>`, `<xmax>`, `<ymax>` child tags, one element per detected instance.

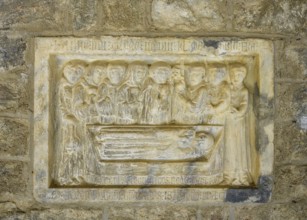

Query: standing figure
<box><xmin>81</xmin><ymin>62</ymin><xmax>108</xmax><ymax>124</ymax></box>
<box><xmin>171</xmin><ymin>65</ymin><xmax>187</xmax><ymax>124</ymax></box>
<box><xmin>83</xmin><ymin>62</ymin><xmax>108</xmax><ymax>176</ymax></box>
<box><xmin>96</xmin><ymin>62</ymin><xmax>127</xmax><ymax>124</ymax></box>
<box><xmin>184</xmin><ymin>64</ymin><xmax>208</xmax><ymax>124</ymax></box>
<box><xmin>119</xmin><ymin>62</ymin><xmax>148</xmax><ymax>124</ymax></box>
<box><xmin>206</xmin><ymin>66</ymin><xmax>230</xmax><ymax>124</ymax></box>
<box><xmin>143</xmin><ymin>62</ymin><xmax>172</xmax><ymax>124</ymax></box>
<box><xmin>95</xmin><ymin>64</ymin><xmax>112</xmax><ymax>124</ymax></box>
<box><xmin>224</xmin><ymin>65</ymin><xmax>253</xmax><ymax>185</ymax></box>
<box><xmin>56</xmin><ymin>62</ymin><xmax>85</xmax><ymax>185</ymax></box>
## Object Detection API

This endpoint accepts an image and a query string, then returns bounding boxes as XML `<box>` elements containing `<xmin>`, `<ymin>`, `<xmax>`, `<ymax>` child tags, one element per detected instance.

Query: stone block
<box><xmin>98</xmin><ymin>0</ymin><xmax>148</xmax><ymax>31</ymax></box>
<box><xmin>198</xmin><ymin>206</ymin><xmax>229</xmax><ymax>220</ymax></box>
<box><xmin>0</xmin><ymin>35</ymin><xmax>26</xmax><ymax>70</ymax></box>
<box><xmin>0</xmin><ymin>73</ymin><xmax>29</xmax><ymax>114</ymax></box>
<box><xmin>272</xmin><ymin>165</ymin><xmax>307</xmax><ymax>202</ymax></box>
<box><xmin>234</xmin><ymin>203</ymin><xmax>307</xmax><ymax>220</ymax></box>
<box><xmin>0</xmin><ymin>161</ymin><xmax>27</xmax><ymax>195</ymax></box>
<box><xmin>0</xmin><ymin>0</ymin><xmax>71</xmax><ymax>32</ymax></box>
<box><xmin>0</xmin><ymin>212</ymin><xmax>27</xmax><ymax>220</ymax></box>
<box><xmin>275</xmin><ymin>39</ymin><xmax>307</xmax><ymax>80</ymax></box>
<box><xmin>234</xmin><ymin>205</ymin><xmax>271</xmax><ymax>220</ymax></box>
<box><xmin>72</xmin><ymin>0</ymin><xmax>98</xmax><ymax>31</ymax></box>
<box><xmin>271</xmin><ymin>203</ymin><xmax>307</xmax><ymax>220</ymax></box>
<box><xmin>151</xmin><ymin>0</ymin><xmax>228</xmax><ymax>31</ymax></box>
<box><xmin>0</xmin><ymin>118</ymin><xmax>28</xmax><ymax>157</ymax></box>
<box><xmin>0</xmin><ymin>202</ymin><xmax>17</xmax><ymax>213</ymax></box>
<box><xmin>275</xmin><ymin>82</ymin><xmax>307</xmax><ymax>122</ymax></box>
<box><xmin>275</xmin><ymin>121</ymin><xmax>307</xmax><ymax>163</ymax></box>
<box><xmin>0</xmin><ymin>202</ymin><xmax>26</xmax><ymax>220</ymax></box>
<box><xmin>30</xmin><ymin>209</ymin><xmax>103</xmax><ymax>220</ymax></box>
<box><xmin>233</xmin><ymin>0</ymin><xmax>307</xmax><ymax>35</ymax></box>
<box><xmin>107</xmin><ymin>206</ymin><xmax>198</xmax><ymax>220</ymax></box>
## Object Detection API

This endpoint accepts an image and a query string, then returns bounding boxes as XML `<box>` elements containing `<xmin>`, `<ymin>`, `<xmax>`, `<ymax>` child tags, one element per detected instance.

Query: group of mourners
<box><xmin>56</xmin><ymin>60</ymin><xmax>254</xmax><ymax>186</ymax></box>
<box><xmin>58</xmin><ymin>61</ymin><xmax>249</xmax><ymax>125</ymax></box>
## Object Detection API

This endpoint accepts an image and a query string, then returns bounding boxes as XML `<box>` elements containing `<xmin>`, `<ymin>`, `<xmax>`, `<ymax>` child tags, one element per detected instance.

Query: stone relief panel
<box><xmin>33</xmin><ymin>37</ymin><xmax>274</xmax><ymax>203</ymax></box>
<box><xmin>53</xmin><ymin>60</ymin><xmax>256</xmax><ymax>187</ymax></box>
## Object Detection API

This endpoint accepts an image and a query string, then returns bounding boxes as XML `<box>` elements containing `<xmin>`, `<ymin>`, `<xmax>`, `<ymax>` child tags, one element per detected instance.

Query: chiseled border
<box><xmin>33</xmin><ymin>37</ymin><xmax>274</xmax><ymax>204</ymax></box>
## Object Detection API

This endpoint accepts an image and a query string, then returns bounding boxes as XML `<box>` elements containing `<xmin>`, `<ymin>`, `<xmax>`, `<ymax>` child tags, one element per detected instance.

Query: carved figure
<box><xmin>87</xmin><ymin>63</ymin><xmax>107</xmax><ymax>123</ymax></box>
<box><xmin>224</xmin><ymin>64</ymin><xmax>252</xmax><ymax>185</ymax></box>
<box><xmin>171</xmin><ymin>65</ymin><xmax>187</xmax><ymax>123</ymax></box>
<box><xmin>184</xmin><ymin>64</ymin><xmax>208</xmax><ymax>124</ymax></box>
<box><xmin>119</xmin><ymin>62</ymin><xmax>148</xmax><ymax>124</ymax></box>
<box><xmin>57</xmin><ymin>62</ymin><xmax>85</xmax><ymax>185</ymax></box>
<box><xmin>206</xmin><ymin>66</ymin><xmax>230</xmax><ymax>123</ymax></box>
<box><xmin>96</xmin><ymin>62</ymin><xmax>127</xmax><ymax>124</ymax></box>
<box><xmin>143</xmin><ymin>62</ymin><xmax>172</xmax><ymax>124</ymax></box>
<box><xmin>81</xmin><ymin>63</ymin><xmax>108</xmax><ymax>175</ymax></box>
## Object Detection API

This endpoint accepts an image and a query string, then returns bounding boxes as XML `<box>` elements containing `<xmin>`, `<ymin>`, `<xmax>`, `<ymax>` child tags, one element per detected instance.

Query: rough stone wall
<box><xmin>0</xmin><ymin>0</ymin><xmax>306</xmax><ymax>219</ymax></box>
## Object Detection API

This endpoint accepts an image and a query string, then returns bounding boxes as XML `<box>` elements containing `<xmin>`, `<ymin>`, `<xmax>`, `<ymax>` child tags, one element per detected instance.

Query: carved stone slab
<box><xmin>33</xmin><ymin>37</ymin><xmax>274</xmax><ymax>203</ymax></box>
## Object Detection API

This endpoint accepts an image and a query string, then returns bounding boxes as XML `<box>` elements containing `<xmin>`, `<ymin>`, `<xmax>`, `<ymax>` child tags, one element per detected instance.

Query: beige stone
<box><xmin>0</xmin><ymin>35</ymin><xmax>26</xmax><ymax>70</ymax></box>
<box><xmin>275</xmin><ymin>82</ymin><xmax>307</xmax><ymax>121</ymax></box>
<box><xmin>100</xmin><ymin>0</ymin><xmax>148</xmax><ymax>31</ymax></box>
<box><xmin>233</xmin><ymin>0</ymin><xmax>307</xmax><ymax>35</ymax></box>
<box><xmin>0</xmin><ymin>0</ymin><xmax>71</xmax><ymax>32</ymax></box>
<box><xmin>272</xmin><ymin>165</ymin><xmax>307</xmax><ymax>202</ymax></box>
<box><xmin>33</xmin><ymin>37</ymin><xmax>274</xmax><ymax>203</ymax></box>
<box><xmin>0</xmin><ymin>161</ymin><xmax>27</xmax><ymax>195</ymax></box>
<box><xmin>275</xmin><ymin>121</ymin><xmax>307</xmax><ymax>163</ymax></box>
<box><xmin>0</xmin><ymin>118</ymin><xmax>28</xmax><ymax>157</ymax></box>
<box><xmin>0</xmin><ymin>72</ymin><xmax>29</xmax><ymax>115</ymax></box>
<box><xmin>30</xmin><ymin>209</ymin><xmax>104</xmax><ymax>220</ymax></box>
<box><xmin>107</xmin><ymin>206</ymin><xmax>198</xmax><ymax>220</ymax></box>
<box><xmin>275</xmin><ymin>39</ymin><xmax>307</xmax><ymax>80</ymax></box>
<box><xmin>234</xmin><ymin>203</ymin><xmax>307</xmax><ymax>220</ymax></box>
<box><xmin>151</xmin><ymin>0</ymin><xmax>228</xmax><ymax>31</ymax></box>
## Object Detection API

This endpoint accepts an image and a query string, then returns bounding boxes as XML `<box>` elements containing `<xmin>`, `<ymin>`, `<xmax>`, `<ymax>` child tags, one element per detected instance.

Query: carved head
<box><xmin>208</xmin><ymin>66</ymin><xmax>227</xmax><ymax>86</ymax></box>
<box><xmin>172</xmin><ymin>65</ymin><xmax>181</xmax><ymax>76</ymax></box>
<box><xmin>230</xmin><ymin>65</ymin><xmax>247</xmax><ymax>86</ymax></box>
<box><xmin>185</xmin><ymin>64</ymin><xmax>205</xmax><ymax>87</ymax></box>
<box><xmin>128</xmin><ymin>62</ymin><xmax>148</xmax><ymax>85</ymax></box>
<box><xmin>150</xmin><ymin>62</ymin><xmax>171</xmax><ymax>84</ymax></box>
<box><xmin>87</xmin><ymin>63</ymin><xmax>107</xmax><ymax>86</ymax></box>
<box><xmin>107</xmin><ymin>62</ymin><xmax>127</xmax><ymax>85</ymax></box>
<box><xmin>63</xmin><ymin>63</ymin><xmax>85</xmax><ymax>85</ymax></box>
<box><xmin>171</xmin><ymin>65</ymin><xmax>182</xmax><ymax>81</ymax></box>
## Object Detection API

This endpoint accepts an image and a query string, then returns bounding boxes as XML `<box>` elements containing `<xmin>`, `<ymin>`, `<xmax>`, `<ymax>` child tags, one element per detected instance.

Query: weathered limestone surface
<box><xmin>0</xmin><ymin>35</ymin><xmax>26</xmax><ymax>70</ymax></box>
<box><xmin>72</xmin><ymin>0</ymin><xmax>98</xmax><ymax>31</ymax></box>
<box><xmin>234</xmin><ymin>203</ymin><xmax>307</xmax><ymax>220</ymax></box>
<box><xmin>233</xmin><ymin>0</ymin><xmax>307</xmax><ymax>35</ymax></box>
<box><xmin>151</xmin><ymin>0</ymin><xmax>228</xmax><ymax>31</ymax></box>
<box><xmin>0</xmin><ymin>0</ymin><xmax>71</xmax><ymax>32</ymax></box>
<box><xmin>275</xmin><ymin>39</ymin><xmax>307</xmax><ymax>80</ymax></box>
<box><xmin>0</xmin><ymin>118</ymin><xmax>28</xmax><ymax>157</ymax></box>
<box><xmin>272</xmin><ymin>165</ymin><xmax>307</xmax><ymax>202</ymax></box>
<box><xmin>108</xmin><ymin>206</ymin><xmax>199</xmax><ymax>220</ymax></box>
<box><xmin>275</xmin><ymin>83</ymin><xmax>306</xmax><ymax>121</ymax></box>
<box><xmin>0</xmin><ymin>161</ymin><xmax>27</xmax><ymax>195</ymax></box>
<box><xmin>100</xmin><ymin>0</ymin><xmax>148</xmax><ymax>31</ymax></box>
<box><xmin>275</xmin><ymin>121</ymin><xmax>307</xmax><ymax>163</ymax></box>
<box><xmin>0</xmin><ymin>72</ymin><xmax>29</xmax><ymax>115</ymax></box>
<box><xmin>0</xmin><ymin>0</ymin><xmax>306</xmax><ymax>218</ymax></box>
